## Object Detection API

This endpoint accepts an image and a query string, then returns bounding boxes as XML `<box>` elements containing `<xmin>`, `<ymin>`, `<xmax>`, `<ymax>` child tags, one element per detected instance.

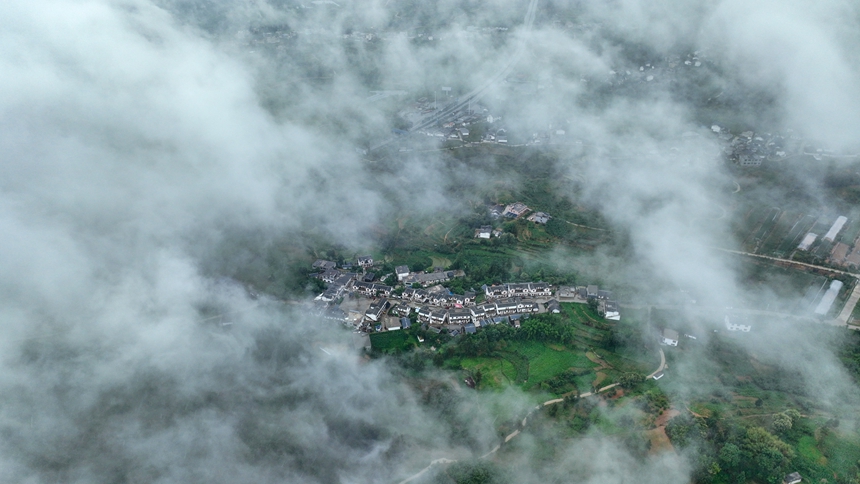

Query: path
<box><xmin>715</xmin><ymin>247</ymin><xmax>860</xmax><ymax>328</ymax></box>
<box><xmin>396</xmin><ymin>347</ymin><xmax>666</xmax><ymax>483</ymax></box>
<box><xmin>713</xmin><ymin>247</ymin><xmax>860</xmax><ymax>279</ymax></box>
<box><xmin>647</xmin><ymin>348</ymin><xmax>666</xmax><ymax>379</ymax></box>
<box><xmin>836</xmin><ymin>281</ymin><xmax>860</xmax><ymax>325</ymax></box>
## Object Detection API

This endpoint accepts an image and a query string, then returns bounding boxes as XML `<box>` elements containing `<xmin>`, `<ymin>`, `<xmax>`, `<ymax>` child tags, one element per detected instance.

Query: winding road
<box><xmin>395</xmin><ymin>347</ymin><xmax>666</xmax><ymax>484</ymax></box>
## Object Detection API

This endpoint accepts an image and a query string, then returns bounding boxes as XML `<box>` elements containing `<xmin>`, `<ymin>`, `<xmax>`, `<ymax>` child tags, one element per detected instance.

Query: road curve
<box><xmin>395</xmin><ymin>344</ymin><xmax>666</xmax><ymax>483</ymax></box>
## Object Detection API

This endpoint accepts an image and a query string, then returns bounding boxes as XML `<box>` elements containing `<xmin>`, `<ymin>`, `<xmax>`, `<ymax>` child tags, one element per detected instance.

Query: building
<box><xmin>402</xmin><ymin>287</ymin><xmax>429</xmax><ymax>302</ymax></box>
<box><xmin>318</xmin><ymin>269</ymin><xmax>341</xmax><ymax>284</ymax></box>
<box><xmin>603</xmin><ymin>300</ymin><xmax>620</xmax><ymax>321</ymax></box>
<box><xmin>469</xmin><ymin>305</ymin><xmax>487</xmax><ymax>321</ymax></box>
<box><xmin>586</xmin><ymin>285</ymin><xmax>599</xmax><ymax>299</ymax></box>
<box><xmin>484</xmin><ymin>282</ymin><xmax>552</xmax><ymax>299</ymax></box>
<box><xmin>404</xmin><ymin>271</ymin><xmax>450</xmax><ymax>287</ymax></box>
<box><xmin>312</xmin><ymin>259</ymin><xmax>337</xmax><ymax>270</ymax></box>
<box><xmin>503</xmin><ymin>202</ymin><xmax>530</xmax><ymax>218</ymax></box>
<box><xmin>661</xmin><ymin>328</ymin><xmax>680</xmax><ymax>346</ymax></box>
<box><xmin>546</xmin><ymin>299</ymin><xmax>561</xmax><ymax>314</ymax></box>
<box><xmin>476</xmin><ymin>225</ymin><xmax>492</xmax><ymax>239</ymax></box>
<box><xmin>392</xmin><ymin>304</ymin><xmax>411</xmax><ymax>317</ymax></box>
<box><xmin>527</xmin><ymin>212</ymin><xmax>551</xmax><ymax>224</ymax></box>
<box><xmin>724</xmin><ymin>315</ymin><xmax>751</xmax><ymax>332</ymax></box>
<box><xmin>823</xmin><ymin>216</ymin><xmax>848</xmax><ymax>242</ymax></box>
<box><xmin>798</xmin><ymin>233</ymin><xmax>817</xmax><ymax>251</ymax></box>
<box><xmin>364</xmin><ymin>299</ymin><xmax>390</xmax><ymax>322</ymax></box>
<box><xmin>416</xmin><ymin>306</ymin><xmax>433</xmax><ymax>324</ymax></box>
<box><xmin>429</xmin><ymin>309</ymin><xmax>448</xmax><ymax>326</ymax></box>
<box><xmin>353</xmin><ymin>281</ymin><xmax>392</xmax><ymax>298</ymax></box>
<box><xmin>814</xmin><ymin>280</ymin><xmax>843</xmax><ymax>315</ymax></box>
<box><xmin>737</xmin><ymin>149</ymin><xmax>762</xmax><ymax>166</ymax></box>
<box><xmin>447</xmin><ymin>308</ymin><xmax>473</xmax><ymax>325</ymax></box>
<box><xmin>395</xmin><ymin>265</ymin><xmax>411</xmax><ymax>281</ymax></box>
<box><xmin>357</xmin><ymin>255</ymin><xmax>374</xmax><ymax>268</ymax></box>
<box><xmin>400</xmin><ymin>317</ymin><xmax>412</xmax><ymax>330</ymax></box>
<box><xmin>464</xmin><ymin>322</ymin><xmax>477</xmax><ymax>334</ymax></box>
<box><xmin>783</xmin><ymin>473</ymin><xmax>802</xmax><ymax>484</ymax></box>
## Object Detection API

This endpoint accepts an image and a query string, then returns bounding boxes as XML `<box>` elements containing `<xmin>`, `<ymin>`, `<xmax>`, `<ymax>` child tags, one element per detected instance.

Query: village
<box><xmin>310</xmin><ymin>251</ymin><xmax>620</xmax><ymax>338</ymax></box>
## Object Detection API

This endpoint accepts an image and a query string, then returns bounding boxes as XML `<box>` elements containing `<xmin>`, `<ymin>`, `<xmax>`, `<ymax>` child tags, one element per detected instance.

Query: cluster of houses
<box><xmin>475</xmin><ymin>203</ymin><xmax>553</xmax><ymax>239</ymax></box>
<box><xmin>416</xmin><ymin>298</ymin><xmax>543</xmax><ymax>333</ymax></box>
<box><xmin>660</xmin><ymin>314</ymin><xmax>751</xmax><ymax>347</ymax></box>
<box><xmin>311</xmin><ymin>256</ymin><xmax>622</xmax><ymax>335</ymax></box>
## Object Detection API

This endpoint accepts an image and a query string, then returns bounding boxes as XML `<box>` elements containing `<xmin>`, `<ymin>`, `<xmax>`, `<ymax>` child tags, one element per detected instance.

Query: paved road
<box><xmin>713</xmin><ymin>247</ymin><xmax>860</xmax><ymax>279</ymax></box>
<box><xmin>837</xmin><ymin>281</ymin><xmax>860</xmax><ymax>325</ymax></box>
<box><xmin>714</xmin><ymin>247</ymin><xmax>860</xmax><ymax>327</ymax></box>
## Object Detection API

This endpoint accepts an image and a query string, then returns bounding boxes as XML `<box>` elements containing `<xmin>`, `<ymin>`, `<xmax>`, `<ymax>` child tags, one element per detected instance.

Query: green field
<box><xmin>369</xmin><ymin>330</ymin><xmax>417</xmax><ymax>352</ymax></box>
<box><xmin>511</xmin><ymin>341</ymin><xmax>596</xmax><ymax>389</ymax></box>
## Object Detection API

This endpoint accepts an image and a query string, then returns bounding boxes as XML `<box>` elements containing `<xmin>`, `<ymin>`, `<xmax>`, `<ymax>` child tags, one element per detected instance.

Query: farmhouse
<box><xmin>364</xmin><ymin>299</ymin><xmax>390</xmax><ymax>322</ymax></box>
<box><xmin>484</xmin><ymin>282</ymin><xmax>552</xmax><ymax>299</ymax></box>
<box><xmin>404</xmin><ymin>271</ymin><xmax>450</xmax><ymax>286</ymax></box>
<box><xmin>724</xmin><ymin>315</ymin><xmax>751</xmax><ymax>332</ymax></box>
<box><xmin>447</xmin><ymin>308</ymin><xmax>473</xmax><ymax>325</ymax></box>
<box><xmin>429</xmin><ymin>309</ymin><xmax>448</xmax><ymax>326</ymax></box>
<box><xmin>661</xmin><ymin>328</ymin><xmax>680</xmax><ymax>346</ymax></box>
<box><xmin>395</xmin><ymin>265</ymin><xmax>410</xmax><ymax>281</ymax></box>
<box><xmin>353</xmin><ymin>281</ymin><xmax>392</xmax><ymax>298</ymax></box>
<box><xmin>357</xmin><ymin>255</ymin><xmax>374</xmax><ymax>268</ymax></box>
<box><xmin>546</xmin><ymin>299</ymin><xmax>561</xmax><ymax>314</ymax></box>
<box><xmin>783</xmin><ymin>473</ymin><xmax>802</xmax><ymax>484</ymax></box>
<box><xmin>503</xmin><ymin>202</ymin><xmax>530</xmax><ymax>218</ymax></box>
<box><xmin>475</xmin><ymin>225</ymin><xmax>492</xmax><ymax>239</ymax></box>
<box><xmin>416</xmin><ymin>306</ymin><xmax>433</xmax><ymax>323</ymax></box>
<box><xmin>527</xmin><ymin>212</ymin><xmax>551</xmax><ymax>224</ymax></box>
<box><xmin>312</xmin><ymin>259</ymin><xmax>337</xmax><ymax>270</ymax></box>
<box><xmin>602</xmin><ymin>300</ymin><xmax>620</xmax><ymax>321</ymax></box>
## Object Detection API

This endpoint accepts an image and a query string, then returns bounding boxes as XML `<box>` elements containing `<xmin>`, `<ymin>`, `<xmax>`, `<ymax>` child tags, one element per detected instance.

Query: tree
<box><xmin>618</xmin><ymin>372</ymin><xmax>645</xmax><ymax>388</ymax></box>
<box><xmin>771</xmin><ymin>413</ymin><xmax>793</xmax><ymax>434</ymax></box>
<box><xmin>741</xmin><ymin>426</ymin><xmax>795</xmax><ymax>482</ymax></box>
<box><xmin>719</xmin><ymin>443</ymin><xmax>742</xmax><ymax>469</ymax></box>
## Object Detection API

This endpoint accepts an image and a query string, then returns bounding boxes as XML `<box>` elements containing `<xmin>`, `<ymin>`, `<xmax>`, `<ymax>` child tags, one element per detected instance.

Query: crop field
<box><xmin>776</xmin><ymin>214</ymin><xmax>817</xmax><ymax>255</ymax></box>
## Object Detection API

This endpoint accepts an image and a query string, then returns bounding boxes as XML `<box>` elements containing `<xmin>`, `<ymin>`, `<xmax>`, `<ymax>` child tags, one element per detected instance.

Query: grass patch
<box><xmin>797</xmin><ymin>435</ymin><xmax>826</xmax><ymax>465</ymax></box>
<box><xmin>460</xmin><ymin>357</ymin><xmax>516</xmax><ymax>388</ymax></box>
<box><xmin>820</xmin><ymin>430</ymin><xmax>860</xmax><ymax>479</ymax></box>
<box><xmin>507</xmin><ymin>341</ymin><xmax>595</xmax><ymax>389</ymax></box>
<box><xmin>369</xmin><ymin>331</ymin><xmax>415</xmax><ymax>352</ymax></box>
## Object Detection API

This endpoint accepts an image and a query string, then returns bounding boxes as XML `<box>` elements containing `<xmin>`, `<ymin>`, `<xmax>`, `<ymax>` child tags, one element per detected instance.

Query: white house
<box><xmin>783</xmin><ymin>473</ymin><xmax>802</xmax><ymax>484</ymax></box>
<box><xmin>724</xmin><ymin>315</ymin><xmax>751</xmax><ymax>332</ymax></box>
<box><xmin>661</xmin><ymin>328</ymin><xmax>679</xmax><ymax>346</ymax></box>
<box><xmin>395</xmin><ymin>265</ymin><xmax>410</xmax><ymax>281</ymax></box>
